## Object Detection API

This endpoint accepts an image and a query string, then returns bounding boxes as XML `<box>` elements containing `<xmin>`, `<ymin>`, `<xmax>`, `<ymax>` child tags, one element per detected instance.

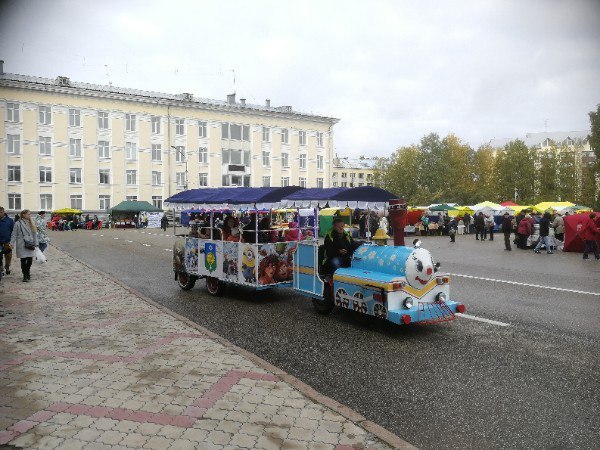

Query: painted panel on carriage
<box><xmin>185</xmin><ymin>238</ymin><xmax>199</xmax><ymax>274</ymax></box>
<box><xmin>173</xmin><ymin>239</ymin><xmax>185</xmax><ymax>273</ymax></box>
<box><xmin>198</xmin><ymin>241</ymin><xmax>223</xmax><ymax>278</ymax></box>
<box><xmin>222</xmin><ymin>241</ymin><xmax>239</xmax><ymax>282</ymax></box>
<box><xmin>256</xmin><ymin>242</ymin><xmax>297</xmax><ymax>285</ymax></box>
<box><xmin>239</xmin><ymin>244</ymin><xmax>257</xmax><ymax>284</ymax></box>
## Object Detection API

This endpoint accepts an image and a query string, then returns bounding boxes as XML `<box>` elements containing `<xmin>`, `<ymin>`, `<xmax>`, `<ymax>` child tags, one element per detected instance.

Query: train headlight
<box><xmin>403</xmin><ymin>297</ymin><xmax>413</xmax><ymax>309</ymax></box>
<box><xmin>436</xmin><ymin>293</ymin><xmax>447</xmax><ymax>303</ymax></box>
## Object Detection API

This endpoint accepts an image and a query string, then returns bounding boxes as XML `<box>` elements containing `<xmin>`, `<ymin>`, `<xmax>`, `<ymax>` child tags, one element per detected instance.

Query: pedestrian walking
<box><xmin>582</xmin><ymin>213</ymin><xmax>600</xmax><ymax>260</ymax></box>
<box><xmin>463</xmin><ymin>212</ymin><xmax>471</xmax><ymax>234</ymax></box>
<box><xmin>10</xmin><ymin>209</ymin><xmax>39</xmax><ymax>282</ymax></box>
<box><xmin>485</xmin><ymin>214</ymin><xmax>495</xmax><ymax>241</ymax></box>
<box><xmin>34</xmin><ymin>211</ymin><xmax>50</xmax><ymax>253</ymax></box>
<box><xmin>517</xmin><ymin>214</ymin><xmax>532</xmax><ymax>249</ymax></box>
<box><xmin>534</xmin><ymin>212</ymin><xmax>553</xmax><ymax>254</ymax></box>
<box><xmin>474</xmin><ymin>212</ymin><xmax>485</xmax><ymax>241</ymax></box>
<box><xmin>161</xmin><ymin>213</ymin><xmax>169</xmax><ymax>232</ymax></box>
<box><xmin>448</xmin><ymin>217</ymin><xmax>458</xmax><ymax>243</ymax></box>
<box><xmin>552</xmin><ymin>212</ymin><xmax>565</xmax><ymax>242</ymax></box>
<box><xmin>0</xmin><ymin>206</ymin><xmax>15</xmax><ymax>275</ymax></box>
<box><xmin>501</xmin><ymin>212</ymin><xmax>512</xmax><ymax>251</ymax></box>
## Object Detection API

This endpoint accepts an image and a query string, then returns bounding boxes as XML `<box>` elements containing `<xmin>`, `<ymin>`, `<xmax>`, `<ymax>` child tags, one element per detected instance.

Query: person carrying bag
<box><xmin>10</xmin><ymin>209</ymin><xmax>39</xmax><ymax>282</ymax></box>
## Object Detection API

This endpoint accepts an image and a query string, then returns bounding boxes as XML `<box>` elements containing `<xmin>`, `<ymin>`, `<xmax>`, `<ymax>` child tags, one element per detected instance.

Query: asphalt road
<box><xmin>49</xmin><ymin>228</ymin><xmax>600</xmax><ymax>449</ymax></box>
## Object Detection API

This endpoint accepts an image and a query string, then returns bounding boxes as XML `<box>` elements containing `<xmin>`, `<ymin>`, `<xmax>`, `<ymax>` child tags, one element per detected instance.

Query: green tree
<box><xmin>536</xmin><ymin>147</ymin><xmax>559</xmax><ymax>201</ymax></box>
<box><xmin>556</xmin><ymin>146</ymin><xmax>578</xmax><ymax>202</ymax></box>
<box><xmin>471</xmin><ymin>145</ymin><xmax>497</xmax><ymax>202</ymax></box>
<box><xmin>495</xmin><ymin>140</ymin><xmax>536</xmax><ymax>203</ymax></box>
<box><xmin>418</xmin><ymin>133</ymin><xmax>446</xmax><ymax>203</ymax></box>
<box><xmin>587</xmin><ymin>104</ymin><xmax>600</xmax><ymax>209</ymax></box>
<box><xmin>442</xmin><ymin>134</ymin><xmax>475</xmax><ymax>204</ymax></box>
<box><xmin>377</xmin><ymin>146</ymin><xmax>422</xmax><ymax>203</ymax></box>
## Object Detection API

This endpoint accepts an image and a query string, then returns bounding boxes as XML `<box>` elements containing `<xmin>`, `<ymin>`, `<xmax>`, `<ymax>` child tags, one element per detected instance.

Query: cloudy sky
<box><xmin>1</xmin><ymin>0</ymin><xmax>599</xmax><ymax>157</ymax></box>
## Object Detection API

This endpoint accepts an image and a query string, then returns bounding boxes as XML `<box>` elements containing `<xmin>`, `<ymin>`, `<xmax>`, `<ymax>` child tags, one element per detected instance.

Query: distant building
<box><xmin>488</xmin><ymin>131</ymin><xmax>595</xmax><ymax>165</ymax></box>
<box><xmin>0</xmin><ymin>61</ymin><xmax>339</xmax><ymax>213</ymax></box>
<box><xmin>331</xmin><ymin>157</ymin><xmax>378</xmax><ymax>188</ymax></box>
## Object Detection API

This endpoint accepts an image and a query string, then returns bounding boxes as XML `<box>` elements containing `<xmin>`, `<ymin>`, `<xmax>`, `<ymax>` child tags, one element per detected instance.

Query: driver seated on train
<box><xmin>222</xmin><ymin>216</ymin><xmax>240</xmax><ymax>242</ymax></box>
<box><xmin>322</xmin><ymin>218</ymin><xmax>361</xmax><ymax>274</ymax></box>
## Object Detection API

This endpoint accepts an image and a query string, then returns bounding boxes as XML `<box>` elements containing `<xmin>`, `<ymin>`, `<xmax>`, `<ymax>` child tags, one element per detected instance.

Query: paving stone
<box><xmin>98</xmin><ymin>429</ymin><xmax>127</xmax><ymax>445</ymax></box>
<box><xmin>143</xmin><ymin>435</ymin><xmax>174</xmax><ymax>449</ymax></box>
<box><xmin>120</xmin><ymin>432</ymin><xmax>149</xmax><ymax>448</ymax></box>
<box><xmin>230</xmin><ymin>432</ymin><xmax>258</xmax><ymax>448</ymax></box>
<box><xmin>168</xmin><ymin>438</ymin><xmax>197</xmax><ymax>450</ymax></box>
<box><xmin>207</xmin><ymin>429</ymin><xmax>233</xmax><ymax>445</ymax></box>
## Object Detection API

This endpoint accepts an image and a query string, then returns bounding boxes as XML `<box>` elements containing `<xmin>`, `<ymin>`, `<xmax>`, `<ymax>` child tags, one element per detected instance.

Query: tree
<box><xmin>442</xmin><ymin>134</ymin><xmax>475</xmax><ymax>204</ymax></box>
<box><xmin>536</xmin><ymin>146</ymin><xmax>559</xmax><ymax>201</ymax></box>
<box><xmin>472</xmin><ymin>145</ymin><xmax>497</xmax><ymax>202</ymax></box>
<box><xmin>587</xmin><ymin>104</ymin><xmax>600</xmax><ymax>209</ymax></box>
<box><xmin>418</xmin><ymin>133</ymin><xmax>446</xmax><ymax>203</ymax></box>
<box><xmin>495</xmin><ymin>140</ymin><xmax>536</xmax><ymax>203</ymax></box>
<box><xmin>377</xmin><ymin>146</ymin><xmax>422</xmax><ymax>203</ymax></box>
<box><xmin>556</xmin><ymin>146</ymin><xmax>578</xmax><ymax>202</ymax></box>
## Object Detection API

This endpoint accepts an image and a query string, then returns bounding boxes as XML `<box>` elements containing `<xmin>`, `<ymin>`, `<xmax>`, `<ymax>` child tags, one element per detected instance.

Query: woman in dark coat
<box><xmin>10</xmin><ymin>209</ymin><xmax>39</xmax><ymax>282</ymax></box>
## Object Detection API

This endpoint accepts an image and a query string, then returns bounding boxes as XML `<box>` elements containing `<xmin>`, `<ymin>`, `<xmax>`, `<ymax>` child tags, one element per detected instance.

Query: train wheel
<box><xmin>206</xmin><ymin>276</ymin><xmax>225</xmax><ymax>296</ymax></box>
<box><xmin>177</xmin><ymin>272</ymin><xmax>197</xmax><ymax>290</ymax></box>
<box><xmin>312</xmin><ymin>283</ymin><xmax>334</xmax><ymax>315</ymax></box>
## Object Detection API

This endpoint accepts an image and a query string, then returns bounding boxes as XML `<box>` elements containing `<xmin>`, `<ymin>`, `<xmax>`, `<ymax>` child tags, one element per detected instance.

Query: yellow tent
<box><xmin>509</xmin><ymin>205</ymin><xmax>533</xmax><ymax>214</ymax></box>
<box><xmin>448</xmin><ymin>206</ymin><xmax>474</xmax><ymax>217</ymax></box>
<box><xmin>532</xmin><ymin>201</ymin><xmax>575</xmax><ymax>213</ymax></box>
<box><xmin>53</xmin><ymin>208</ymin><xmax>82</xmax><ymax>215</ymax></box>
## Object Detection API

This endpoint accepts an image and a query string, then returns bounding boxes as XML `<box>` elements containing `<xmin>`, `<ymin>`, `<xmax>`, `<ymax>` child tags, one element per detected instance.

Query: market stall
<box><xmin>110</xmin><ymin>201</ymin><xmax>163</xmax><ymax>228</ymax></box>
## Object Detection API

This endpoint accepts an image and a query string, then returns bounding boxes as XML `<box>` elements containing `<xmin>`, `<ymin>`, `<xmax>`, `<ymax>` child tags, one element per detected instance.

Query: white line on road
<box><xmin>456</xmin><ymin>313</ymin><xmax>510</xmax><ymax>327</ymax></box>
<box><xmin>114</xmin><ymin>237</ymin><xmax>119</xmax><ymax>240</ymax></box>
<box><xmin>164</xmin><ymin>249</ymin><xmax>173</xmax><ymax>252</ymax></box>
<box><xmin>142</xmin><ymin>243</ymin><xmax>151</xmax><ymax>247</ymax></box>
<box><xmin>125</xmin><ymin>240</ymin><xmax>133</xmax><ymax>243</ymax></box>
<box><xmin>448</xmin><ymin>273</ymin><xmax>600</xmax><ymax>296</ymax></box>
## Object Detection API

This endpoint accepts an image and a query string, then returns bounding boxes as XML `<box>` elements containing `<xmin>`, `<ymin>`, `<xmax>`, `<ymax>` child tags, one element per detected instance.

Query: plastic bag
<box><xmin>35</xmin><ymin>247</ymin><xmax>47</xmax><ymax>263</ymax></box>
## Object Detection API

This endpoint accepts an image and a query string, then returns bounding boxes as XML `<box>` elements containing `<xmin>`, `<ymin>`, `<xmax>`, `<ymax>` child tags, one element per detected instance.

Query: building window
<box><xmin>298</xmin><ymin>130</ymin><xmax>306</xmax><ymax>146</ymax></box>
<box><xmin>198</xmin><ymin>147</ymin><xmax>208</xmax><ymax>163</ymax></box>
<box><xmin>299</xmin><ymin>177</ymin><xmax>307</xmax><ymax>188</ymax></box>
<box><xmin>332</xmin><ymin>182</ymin><xmax>338</xmax><ymax>187</ymax></box>
<box><xmin>7</xmin><ymin>134</ymin><xmax>20</xmax><ymax>154</ymax></box>
<box><xmin>221</xmin><ymin>122</ymin><xmax>250</xmax><ymax>141</ymax></box>
<box><xmin>98</xmin><ymin>140</ymin><xmax>110</xmax><ymax>159</ymax></box>
<box><xmin>221</xmin><ymin>148</ymin><xmax>250</xmax><ymax>166</ymax></box>
<box><xmin>359</xmin><ymin>182</ymin><xmax>364</xmax><ymax>187</ymax></box>
<box><xmin>151</xmin><ymin>116</ymin><xmax>161</xmax><ymax>134</ymax></box>
<box><xmin>199</xmin><ymin>173</ymin><xmax>208</xmax><ymax>187</ymax></box>
<box><xmin>316</xmin><ymin>178</ymin><xmax>324</xmax><ymax>188</ymax></box>
<box><xmin>222</xmin><ymin>174</ymin><xmax>250</xmax><ymax>187</ymax></box>
<box><xmin>40</xmin><ymin>194</ymin><xmax>52</xmax><ymax>210</ymax></box>
<box><xmin>262</xmin><ymin>151</ymin><xmax>270</xmax><ymax>167</ymax></box>
<box><xmin>8</xmin><ymin>193</ymin><xmax>21</xmax><ymax>210</ymax></box>
<box><xmin>332</xmin><ymin>172</ymin><xmax>337</xmax><ymax>178</ymax></box>
<box><xmin>316</xmin><ymin>132</ymin><xmax>323</xmax><ymax>147</ymax></box>
<box><xmin>70</xmin><ymin>168</ymin><xmax>82</xmax><ymax>184</ymax></box>
<box><xmin>281</xmin><ymin>128</ymin><xmax>289</xmax><ymax>144</ymax></box>
<box><xmin>69</xmin><ymin>138</ymin><xmax>82</xmax><ymax>157</ymax></box>
<box><xmin>70</xmin><ymin>195</ymin><xmax>82</xmax><ymax>210</ymax></box>
<box><xmin>174</xmin><ymin>146</ymin><xmax>186</xmax><ymax>162</ymax></box>
<box><xmin>152</xmin><ymin>196</ymin><xmax>163</xmax><ymax>209</ymax></box>
<box><xmin>281</xmin><ymin>176</ymin><xmax>290</xmax><ymax>187</ymax></box>
<box><xmin>262</xmin><ymin>127</ymin><xmax>270</xmax><ymax>142</ymax></box>
<box><xmin>152</xmin><ymin>144</ymin><xmax>162</xmax><ymax>161</ymax></box>
<box><xmin>152</xmin><ymin>171</ymin><xmax>162</xmax><ymax>185</ymax></box>
<box><xmin>262</xmin><ymin>176</ymin><xmax>271</xmax><ymax>187</ymax></box>
<box><xmin>7</xmin><ymin>103</ymin><xmax>19</xmax><ymax>122</ymax></box>
<box><xmin>350</xmin><ymin>173</ymin><xmax>355</xmax><ymax>179</ymax></box>
<box><xmin>299</xmin><ymin>154</ymin><xmax>307</xmax><ymax>169</ymax></box>
<box><xmin>39</xmin><ymin>166</ymin><xmax>52</xmax><ymax>183</ymax></box>
<box><xmin>341</xmin><ymin>172</ymin><xmax>347</xmax><ymax>179</ymax></box>
<box><xmin>99</xmin><ymin>195</ymin><xmax>111</xmax><ymax>210</ymax></box>
<box><xmin>317</xmin><ymin>155</ymin><xmax>323</xmax><ymax>170</ymax></box>
<box><xmin>8</xmin><ymin>165</ymin><xmax>21</xmax><ymax>182</ymax></box>
<box><xmin>69</xmin><ymin>108</ymin><xmax>81</xmax><ymax>127</ymax></box>
<box><xmin>99</xmin><ymin>169</ymin><xmax>110</xmax><ymax>184</ymax></box>
<box><xmin>175</xmin><ymin>119</ymin><xmax>185</xmax><ymax>135</ymax></box>
<box><xmin>39</xmin><ymin>136</ymin><xmax>52</xmax><ymax>155</ymax></box>
<box><xmin>126</xmin><ymin>170</ymin><xmax>137</xmax><ymax>185</ymax></box>
<box><xmin>125</xmin><ymin>114</ymin><xmax>136</xmax><ymax>132</ymax></box>
<box><xmin>359</xmin><ymin>173</ymin><xmax>364</xmax><ymax>179</ymax></box>
<box><xmin>39</xmin><ymin>106</ymin><xmax>52</xmax><ymax>125</ymax></box>
<box><xmin>125</xmin><ymin>142</ymin><xmax>137</xmax><ymax>160</ymax></box>
<box><xmin>198</xmin><ymin>121</ymin><xmax>207</xmax><ymax>138</ymax></box>
<box><xmin>341</xmin><ymin>181</ymin><xmax>347</xmax><ymax>187</ymax></box>
<box><xmin>98</xmin><ymin>111</ymin><xmax>109</xmax><ymax>129</ymax></box>
<box><xmin>125</xmin><ymin>196</ymin><xmax>137</xmax><ymax>202</ymax></box>
<box><xmin>281</xmin><ymin>152</ymin><xmax>289</xmax><ymax>168</ymax></box>
<box><xmin>176</xmin><ymin>172</ymin><xmax>187</xmax><ymax>187</ymax></box>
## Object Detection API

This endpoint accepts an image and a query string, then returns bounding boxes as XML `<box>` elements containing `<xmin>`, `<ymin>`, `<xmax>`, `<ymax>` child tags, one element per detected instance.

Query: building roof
<box><xmin>488</xmin><ymin>131</ymin><xmax>589</xmax><ymax>149</ymax></box>
<box><xmin>332</xmin><ymin>157</ymin><xmax>379</xmax><ymax>169</ymax></box>
<box><xmin>0</xmin><ymin>72</ymin><xmax>339</xmax><ymax>124</ymax></box>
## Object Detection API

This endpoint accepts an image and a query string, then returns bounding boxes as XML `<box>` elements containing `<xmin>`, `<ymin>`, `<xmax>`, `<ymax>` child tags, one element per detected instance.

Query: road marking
<box><xmin>456</xmin><ymin>313</ymin><xmax>510</xmax><ymax>327</ymax></box>
<box><xmin>91</xmin><ymin>233</ymin><xmax>96</xmax><ymax>236</ymax></box>
<box><xmin>114</xmin><ymin>237</ymin><xmax>119</xmax><ymax>240</ymax></box>
<box><xmin>125</xmin><ymin>240</ymin><xmax>133</xmax><ymax>243</ymax></box>
<box><xmin>448</xmin><ymin>273</ymin><xmax>600</xmax><ymax>297</ymax></box>
<box><xmin>142</xmin><ymin>243</ymin><xmax>151</xmax><ymax>247</ymax></box>
<box><xmin>99</xmin><ymin>234</ymin><xmax>104</xmax><ymax>237</ymax></box>
<box><xmin>164</xmin><ymin>249</ymin><xmax>173</xmax><ymax>252</ymax></box>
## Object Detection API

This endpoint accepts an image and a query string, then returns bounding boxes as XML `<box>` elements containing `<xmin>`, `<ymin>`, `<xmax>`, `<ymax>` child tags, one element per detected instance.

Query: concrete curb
<box><xmin>55</xmin><ymin>244</ymin><xmax>417</xmax><ymax>449</ymax></box>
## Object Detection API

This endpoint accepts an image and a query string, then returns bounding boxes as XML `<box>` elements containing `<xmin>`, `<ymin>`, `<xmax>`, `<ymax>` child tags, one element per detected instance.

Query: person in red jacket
<box><xmin>517</xmin><ymin>214</ymin><xmax>532</xmax><ymax>249</ymax></box>
<box><xmin>582</xmin><ymin>213</ymin><xmax>599</xmax><ymax>260</ymax></box>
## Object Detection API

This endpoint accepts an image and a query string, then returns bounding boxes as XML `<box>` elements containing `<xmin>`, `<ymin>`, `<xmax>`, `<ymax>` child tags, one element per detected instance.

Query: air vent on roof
<box><xmin>182</xmin><ymin>93</ymin><xmax>193</xmax><ymax>101</ymax></box>
<box><xmin>275</xmin><ymin>106</ymin><xmax>292</xmax><ymax>113</ymax></box>
<box><xmin>56</xmin><ymin>76</ymin><xmax>71</xmax><ymax>87</ymax></box>
<box><xmin>227</xmin><ymin>93</ymin><xmax>236</xmax><ymax>105</ymax></box>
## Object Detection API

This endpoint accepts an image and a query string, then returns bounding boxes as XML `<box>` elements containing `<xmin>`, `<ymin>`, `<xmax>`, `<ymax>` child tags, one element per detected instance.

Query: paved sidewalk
<box><xmin>0</xmin><ymin>246</ymin><xmax>412</xmax><ymax>449</ymax></box>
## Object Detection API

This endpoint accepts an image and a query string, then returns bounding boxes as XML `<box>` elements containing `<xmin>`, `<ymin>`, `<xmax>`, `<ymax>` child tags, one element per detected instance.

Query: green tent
<box><xmin>429</xmin><ymin>204</ymin><xmax>458</xmax><ymax>211</ymax></box>
<box><xmin>110</xmin><ymin>201</ymin><xmax>162</xmax><ymax>215</ymax></box>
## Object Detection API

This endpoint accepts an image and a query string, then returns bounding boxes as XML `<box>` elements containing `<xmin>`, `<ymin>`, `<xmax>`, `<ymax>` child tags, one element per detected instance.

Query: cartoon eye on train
<box><xmin>168</xmin><ymin>187</ymin><xmax>466</xmax><ymax>327</ymax></box>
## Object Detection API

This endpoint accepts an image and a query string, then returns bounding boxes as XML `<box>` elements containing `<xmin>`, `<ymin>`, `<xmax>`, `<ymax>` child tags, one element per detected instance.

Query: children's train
<box><xmin>167</xmin><ymin>187</ymin><xmax>465</xmax><ymax>326</ymax></box>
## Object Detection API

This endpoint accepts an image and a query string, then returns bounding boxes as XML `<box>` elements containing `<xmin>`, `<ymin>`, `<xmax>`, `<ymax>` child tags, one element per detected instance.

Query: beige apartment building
<box><xmin>0</xmin><ymin>61</ymin><xmax>339</xmax><ymax>213</ymax></box>
<box><xmin>331</xmin><ymin>157</ymin><xmax>377</xmax><ymax>188</ymax></box>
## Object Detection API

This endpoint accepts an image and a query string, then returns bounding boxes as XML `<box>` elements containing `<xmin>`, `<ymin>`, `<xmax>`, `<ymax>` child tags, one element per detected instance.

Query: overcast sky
<box><xmin>1</xmin><ymin>0</ymin><xmax>599</xmax><ymax>157</ymax></box>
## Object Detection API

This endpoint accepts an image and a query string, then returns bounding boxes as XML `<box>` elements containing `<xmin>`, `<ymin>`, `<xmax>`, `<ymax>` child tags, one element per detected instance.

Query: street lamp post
<box><xmin>171</xmin><ymin>146</ymin><xmax>188</xmax><ymax>191</ymax></box>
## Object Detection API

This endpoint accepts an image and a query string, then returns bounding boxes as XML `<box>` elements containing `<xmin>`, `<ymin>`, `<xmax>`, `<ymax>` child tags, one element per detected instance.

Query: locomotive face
<box><xmin>405</xmin><ymin>248</ymin><xmax>435</xmax><ymax>289</ymax></box>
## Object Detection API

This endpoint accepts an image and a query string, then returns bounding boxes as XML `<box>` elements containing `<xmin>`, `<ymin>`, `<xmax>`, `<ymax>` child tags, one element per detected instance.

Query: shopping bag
<box><xmin>35</xmin><ymin>247</ymin><xmax>47</xmax><ymax>263</ymax></box>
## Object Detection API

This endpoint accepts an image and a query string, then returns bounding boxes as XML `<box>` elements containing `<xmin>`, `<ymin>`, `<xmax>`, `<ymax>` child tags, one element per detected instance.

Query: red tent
<box><xmin>563</xmin><ymin>212</ymin><xmax>600</xmax><ymax>252</ymax></box>
<box><xmin>500</xmin><ymin>201</ymin><xmax>520</xmax><ymax>207</ymax></box>
<box><xmin>407</xmin><ymin>209</ymin><xmax>425</xmax><ymax>225</ymax></box>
